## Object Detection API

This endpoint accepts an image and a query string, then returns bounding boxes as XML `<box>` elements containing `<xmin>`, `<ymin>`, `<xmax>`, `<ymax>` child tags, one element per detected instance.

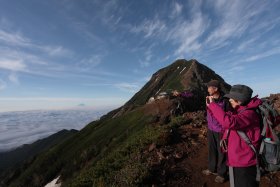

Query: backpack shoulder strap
<box><xmin>236</xmin><ymin>105</ymin><xmax>261</xmax><ymax>181</ymax></box>
<box><xmin>237</xmin><ymin>131</ymin><xmax>261</xmax><ymax>181</ymax></box>
<box><xmin>237</xmin><ymin>131</ymin><xmax>258</xmax><ymax>154</ymax></box>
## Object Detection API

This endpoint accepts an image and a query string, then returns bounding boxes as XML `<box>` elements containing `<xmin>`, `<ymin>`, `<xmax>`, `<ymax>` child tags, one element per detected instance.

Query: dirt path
<box><xmin>182</xmin><ymin>131</ymin><xmax>280</xmax><ymax>187</ymax></box>
<box><xmin>177</xmin><ymin>123</ymin><xmax>230</xmax><ymax>187</ymax></box>
<box><xmin>185</xmin><ymin>141</ymin><xmax>230</xmax><ymax>187</ymax></box>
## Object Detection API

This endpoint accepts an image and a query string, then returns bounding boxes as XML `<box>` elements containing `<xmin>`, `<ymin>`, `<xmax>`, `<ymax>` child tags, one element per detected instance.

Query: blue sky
<box><xmin>0</xmin><ymin>0</ymin><xmax>280</xmax><ymax>112</ymax></box>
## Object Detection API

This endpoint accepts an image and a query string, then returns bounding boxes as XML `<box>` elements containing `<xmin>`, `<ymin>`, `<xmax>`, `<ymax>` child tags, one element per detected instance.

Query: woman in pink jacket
<box><xmin>206</xmin><ymin>85</ymin><xmax>262</xmax><ymax>187</ymax></box>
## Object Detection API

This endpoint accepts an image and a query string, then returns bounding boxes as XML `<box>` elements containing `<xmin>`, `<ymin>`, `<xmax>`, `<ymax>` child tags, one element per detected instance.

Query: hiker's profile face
<box><xmin>229</xmin><ymin>98</ymin><xmax>242</xmax><ymax>108</ymax></box>
<box><xmin>207</xmin><ymin>86</ymin><xmax>218</xmax><ymax>96</ymax></box>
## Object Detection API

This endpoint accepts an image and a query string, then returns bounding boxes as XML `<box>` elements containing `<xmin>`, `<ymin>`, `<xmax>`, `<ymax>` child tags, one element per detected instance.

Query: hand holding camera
<box><xmin>206</xmin><ymin>96</ymin><xmax>214</xmax><ymax>106</ymax></box>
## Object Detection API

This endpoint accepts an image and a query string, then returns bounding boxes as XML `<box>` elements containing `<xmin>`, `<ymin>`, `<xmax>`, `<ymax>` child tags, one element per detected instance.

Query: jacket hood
<box><xmin>238</xmin><ymin>96</ymin><xmax>262</xmax><ymax>111</ymax></box>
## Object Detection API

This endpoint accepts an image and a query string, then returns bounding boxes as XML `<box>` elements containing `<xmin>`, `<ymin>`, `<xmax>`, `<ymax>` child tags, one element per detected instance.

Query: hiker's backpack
<box><xmin>237</xmin><ymin>99</ymin><xmax>280</xmax><ymax>181</ymax></box>
<box><xmin>257</xmin><ymin>100</ymin><xmax>280</xmax><ymax>172</ymax></box>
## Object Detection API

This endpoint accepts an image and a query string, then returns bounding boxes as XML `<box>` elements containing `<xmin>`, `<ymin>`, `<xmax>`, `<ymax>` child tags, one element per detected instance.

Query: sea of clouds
<box><xmin>0</xmin><ymin>109</ymin><xmax>108</xmax><ymax>152</ymax></box>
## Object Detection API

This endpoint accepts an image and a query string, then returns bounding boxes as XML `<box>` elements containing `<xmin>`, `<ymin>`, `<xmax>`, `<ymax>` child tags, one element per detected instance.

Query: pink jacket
<box><xmin>208</xmin><ymin>97</ymin><xmax>262</xmax><ymax>167</ymax></box>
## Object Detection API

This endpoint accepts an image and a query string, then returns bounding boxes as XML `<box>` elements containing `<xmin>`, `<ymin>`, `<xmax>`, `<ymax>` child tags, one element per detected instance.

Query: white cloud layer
<box><xmin>0</xmin><ymin>109</ymin><xmax>108</xmax><ymax>152</ymax></box>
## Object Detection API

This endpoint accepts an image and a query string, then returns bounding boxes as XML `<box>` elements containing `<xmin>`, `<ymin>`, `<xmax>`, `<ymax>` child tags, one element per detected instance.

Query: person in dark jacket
<box><xmin>171</xmin><ymin>90</ymin><xmax>195</xmax><ymax>115</ymax></box>
<box><xmin>202</xmin><ymin>80</ymin><xmax>230</xmax><ymax>183</ymax></box>
<box><xmin>207</xmin><ymin>84</ymin><xmax>262</xmax><ymax>187</ymax></box>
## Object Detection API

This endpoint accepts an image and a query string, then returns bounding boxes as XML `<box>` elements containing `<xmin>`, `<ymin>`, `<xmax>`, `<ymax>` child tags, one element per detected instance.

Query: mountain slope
<box><xmin>1</xmin><ymin>59</ymin><xmax>232</xmax><ymax>187</ymax></box>
<box><xmin>0</xmin><ymin>129</ymin><xmax>78</xmax><ymax>174</ymax></box>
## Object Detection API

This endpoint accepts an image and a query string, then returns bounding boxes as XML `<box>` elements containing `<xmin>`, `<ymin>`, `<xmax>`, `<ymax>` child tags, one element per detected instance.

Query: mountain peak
<box><xmin>152</xmin><ymin>58</ymin><xmax>229</xmax><ymax>92</ymax></box>
<box><xmin>109</xmin><ymin>59</ymin><xmax>230</xmax><ymax>118</ymax></box>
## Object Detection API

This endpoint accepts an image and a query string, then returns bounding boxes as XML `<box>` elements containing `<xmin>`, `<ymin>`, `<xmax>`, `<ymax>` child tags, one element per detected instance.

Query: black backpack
<box><xmin>237</xmin><ymin>99</ymin><xmax>280</xmax><ymax>181</ymax></box>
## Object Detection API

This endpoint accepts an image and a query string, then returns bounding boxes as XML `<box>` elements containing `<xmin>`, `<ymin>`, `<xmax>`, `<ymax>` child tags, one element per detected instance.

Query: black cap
<box><xmin>207</xmin><ymin>80</ymin><xmax>220</xmax><ymax>88</ymax></box>
<box><xmin>224</xmin><ymin>84</ymin><xmax>253</xmax><ymax>103</ymax></box>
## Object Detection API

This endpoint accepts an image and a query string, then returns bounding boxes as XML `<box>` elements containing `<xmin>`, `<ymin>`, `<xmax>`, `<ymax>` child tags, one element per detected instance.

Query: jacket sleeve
<box><xmin>179</xmin><ymin>91</ymin><xmax>193</xmax><ymax>98</ymax></box>
<box><xmin>208</xmin><ymin>103</ymin><xmax>254</xmax><ymax>130</ymax></box>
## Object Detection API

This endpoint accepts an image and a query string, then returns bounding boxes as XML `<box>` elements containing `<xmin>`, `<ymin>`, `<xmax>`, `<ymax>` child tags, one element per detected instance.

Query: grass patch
<box><xmin>69</xmin><ymin>125</ymin><xmax>164</xmax><ymax>187</ymax></box>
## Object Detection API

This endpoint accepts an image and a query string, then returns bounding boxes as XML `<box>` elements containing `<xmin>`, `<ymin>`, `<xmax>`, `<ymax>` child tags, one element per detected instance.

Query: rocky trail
<box><xmin>143</xmin><ymin>93</ymin><xmax>280</xmax><ymax>187</ymax></box>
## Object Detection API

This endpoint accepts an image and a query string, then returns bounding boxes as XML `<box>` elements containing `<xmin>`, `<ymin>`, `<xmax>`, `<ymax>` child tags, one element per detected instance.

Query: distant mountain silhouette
<box><xmin>0</xmin><ymin>129</ymin><xmax>77</xmax><ymax>175</ymax></box>
<box><xmin>0</xmin><ymin>59</ymin><xmax>234</xmax><ymax>187</ymax></box>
